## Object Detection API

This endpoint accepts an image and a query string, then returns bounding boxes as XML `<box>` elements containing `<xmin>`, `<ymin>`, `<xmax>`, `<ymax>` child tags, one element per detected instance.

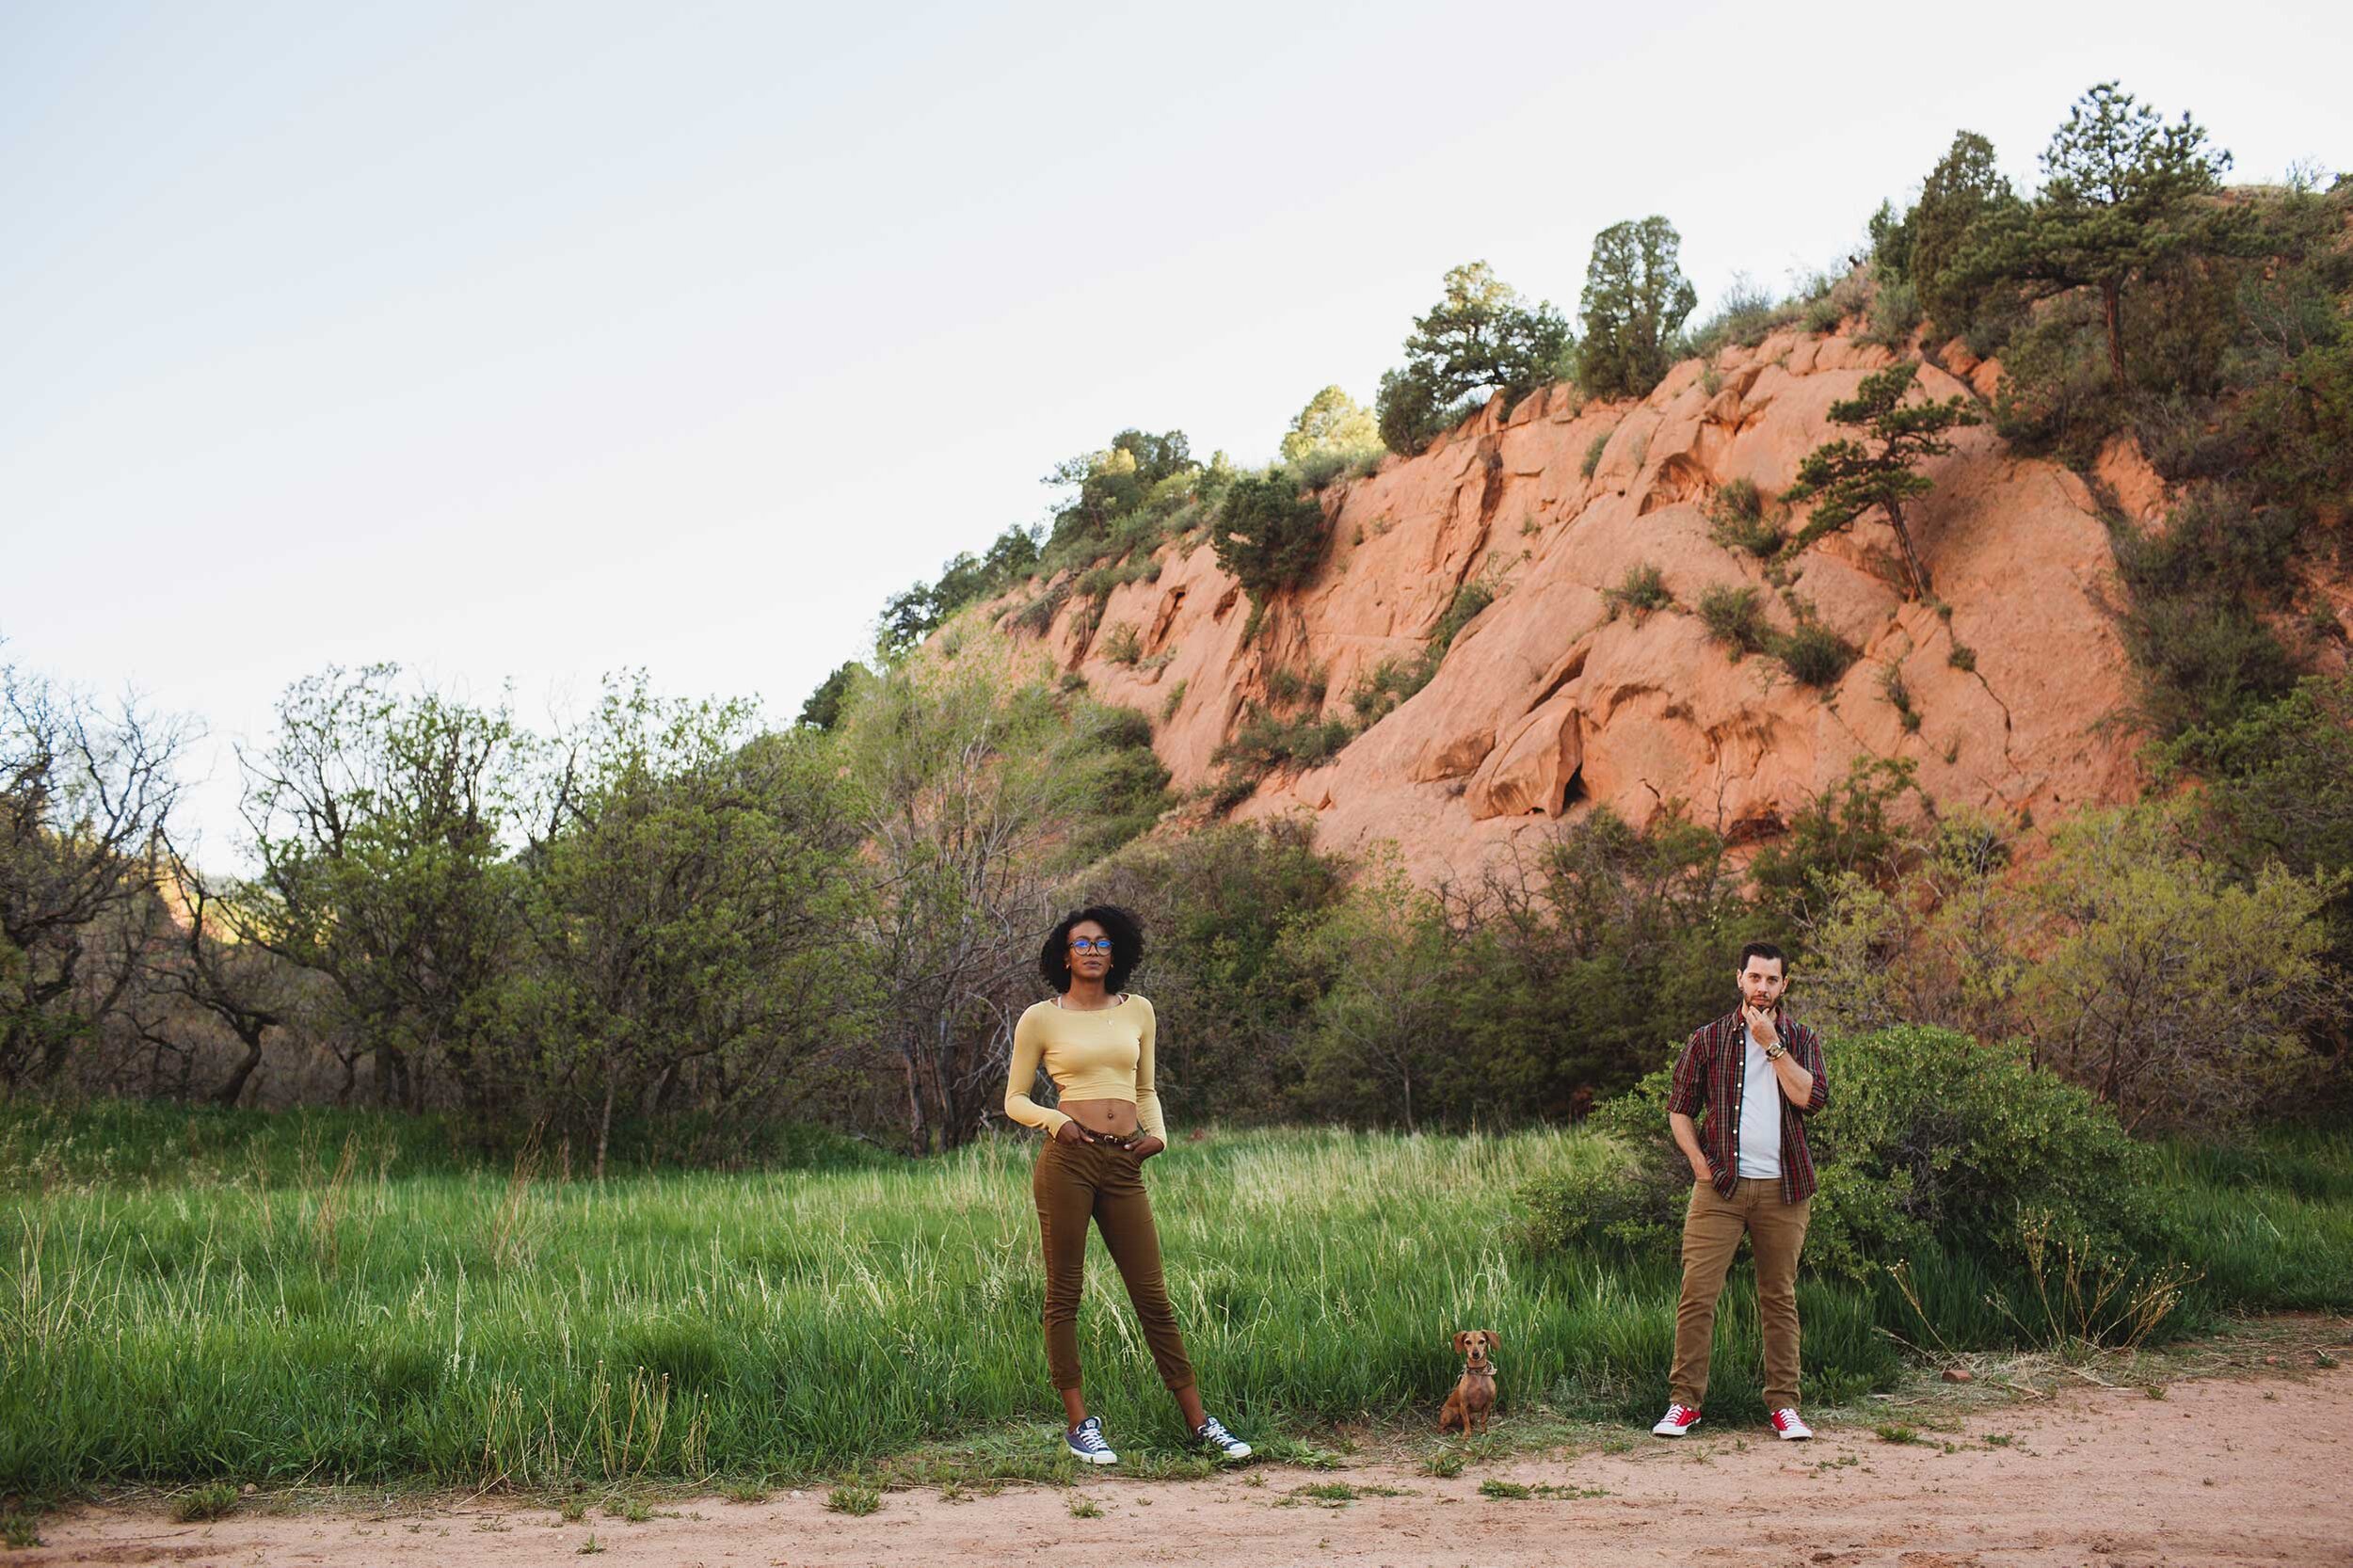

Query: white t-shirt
<box><xmin>1735</xmin><ymin>1024</ymin><xmax>1783</xmax><ymax>1179</ymax></box>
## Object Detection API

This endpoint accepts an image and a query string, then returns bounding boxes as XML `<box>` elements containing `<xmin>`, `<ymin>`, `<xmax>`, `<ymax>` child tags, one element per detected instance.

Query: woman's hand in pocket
<box><xmin>1053</xmin><ymin>1120</ymin><xmax>1089</xmax><ymax>1145</ymax></box>
<box><xmin>1131</xmin><ymin>1135</ymin><xmax>1166</xmax><ymax>1161</ymax></box>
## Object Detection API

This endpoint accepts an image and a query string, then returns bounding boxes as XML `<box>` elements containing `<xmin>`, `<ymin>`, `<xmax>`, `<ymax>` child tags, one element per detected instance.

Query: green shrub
<box><xmin>1604</xmin><ymin>564</ymin><xmax>1673</xmax><ymax>618</ymax></box>
<box><xmin>1213</xmin><ymin>472</ymin><xmax>1329</xmax><ymax>607</ymax></box>
<box><xmin>1681</xmin><ymin>272</ymin><xmax>1803</xmax><ymax>358</ymax></box>
<box><xmin>1215</xmin><ymin>705</ymin><xmax>1355</xmax><ymax>776</ymax></box>
<box><xmin>1991</xmin><ymin>301</ymin><xmax>2124</xmax><ymax>467</ymax></box>
<box><xmin>1521</xmin><ymin>1025</ymin><xmax>2166</xmax><ymax>1282</ymax></box>
<box><xmin>1881</xmin><ymin>665</ymin><xmax>1921</xmax><ymax>730</ymax></box>
<box><xmin>172</xmin><ymin>1483</ymin><xmax>240</xmax><ymax>1523</ymax></box>
<box><xmin>1705</xmin><ymin>480</ymin><xmax>1782</xmax><ymax>557</ymax></box>
<box><xmin>1432</xmin><ymin>580</ymin><xmax>1496</xmax><ymax>648</ymax></box>
<box><xmin>1160</xmin><ymin>679</ymin><xmax>1188</xmax><ymax>723</ymax></box>
<box><xmin>1100</xmin><ymin>622</ymin><xmax>1143</xmax><ymax>665</ymax></box>
<box><xmin>1865</xmin><ymin>275</ymin><xmax>1923</xmax><ymax>347</ymax></box>
<box><xmin>1007</xmin><ymin>581</ymin><xmax>1070</xmax><ymax>638</ymax></box>
<box><xmin>1771</xmin><ymin>615</ymin><xmax>1858</xmax><ymax>689</ymax></box>
<box><xmin>1580</xmin><ymin>431</ymin><xmax>1610</xmax><ymax>479</ymax></box>
<box><xmin>1748</xmin><ymin>756</ymin><xmax>1916</xmax><ymax>926</ymax></box>
<box><xmin>2112</xmin><ymin>485</ymin><xmax>2301</xmax><ymax>737</ymax></box>
<box><xmin>1697</xmin><ymin>585</ymin><xmax>1771</xmax><ymax>659</ymax></box>
<box><xmin>1293</xmin><ymin>446</ymin><xmax>1366</xmax><ymax>491</ymax></box>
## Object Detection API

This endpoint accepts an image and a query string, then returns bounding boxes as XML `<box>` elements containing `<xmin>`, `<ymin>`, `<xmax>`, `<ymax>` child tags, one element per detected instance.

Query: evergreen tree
<box><xmin>1785</xmin><ymin>361</ymin><xmax>1980</xmax><ymax>600</ymax></box>
<box><xmin>1374</xmin><ymin>263</ymin><xmax>1570</xmax><ymax>454</ymax></box>
<box><xmin>1577</xmin><ymin>216</ymin><xmax>1698</xmax><ymax>401</ymax></box>
<box><xmin>1951</xmin><ymin>83</ymin><xmax>2233</xmax><ymax>382</ymax></box>
<box><xmin>1908</xmin><ymin>132</ymin><xmax>2015</xmax><ymax>335</ymax></box>
<box><xmin>1213</xmin><ymin>471</ymin><xmax>1328</xmax><ymax>606</ymax></box>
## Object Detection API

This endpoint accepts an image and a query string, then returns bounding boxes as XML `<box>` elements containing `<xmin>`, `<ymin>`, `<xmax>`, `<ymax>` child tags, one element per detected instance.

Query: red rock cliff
<box><xmin>966</xmin><ymin>324</ymin><xmax>2152</xmax><ymax>886</ymax></box>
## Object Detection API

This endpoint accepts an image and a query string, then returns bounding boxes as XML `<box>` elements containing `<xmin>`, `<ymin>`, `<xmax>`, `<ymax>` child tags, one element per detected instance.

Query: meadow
<box><xmin>3</xmin><ymin>1100</ymin><xmax>2349</xmax><ymax>1499</ymax></box>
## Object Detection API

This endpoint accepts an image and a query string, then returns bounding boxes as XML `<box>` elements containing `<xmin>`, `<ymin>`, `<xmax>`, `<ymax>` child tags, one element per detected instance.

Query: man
<box><xmin>1652</xmin><ymin>940</ymin><xmax>1829</xmax><ymax>1441</ymax></box>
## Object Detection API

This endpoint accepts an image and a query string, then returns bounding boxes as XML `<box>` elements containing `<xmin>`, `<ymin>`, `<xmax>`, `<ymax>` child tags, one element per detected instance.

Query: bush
<box><xmin>1681</xmin><ymin>272</ymin><xmax>1802</xmax><ymax>359</ymax></box>
<box><xmin>2113</xmin><ymin>485</ymin><xmax>2301</xmax><ymax>738</ymax></box>
<box><xmin>1865</xmin><ymin>274</ymin><xmax>1922</xmax><ymax>347</ymax></box>
<box><xmin>1771</xmin><ymin>615</ymin><xmax>1859</xmax><ymax>689</ymax></box>
<box><xmin>1698</xmin><ymin>585</ymin><xmax>1771</xmax><ymax>659</ymax></box>
<box><xmin>1749</xmin><ymin>756</ymin><xmax>1915</xmax><ymax>926</ymax></box>
<box><xmin>1580</xmin><ymin>430</ymin><xmax>1610</xmax><ymax>479</ymax></box>
<box><xmin>1217</xmin><ymin>707</ymin><xmax>1354</xmax><ymax>772</ymax></box>
<box><xmin>1213</xmin><ymin>471</ymin><xmax>1329</xmax><ymax>607</ymax></box>
<box><xmin>1705</xmin><ymin>480</ymin><xmax>1782</xmax><ymax>557</ymax></box>
<box><xmin>1100</xmin><ymin>622</ymin><xmax>1142</xmax><ymax>665</ymax></box>
<box><xmin>1604</xmin><ymin>563</ymin><xmax>1673</xmax><ymax>618</ymax></box>
<box><xmin>1522</xmin><ymin>1025</ymin><xmax>2166</xmax><ymax>1282</ymax></box>
<box><xmin>1992</xmin><ymin>300</ymin><xmax>2124</xmax><ymax>467</ymax></box>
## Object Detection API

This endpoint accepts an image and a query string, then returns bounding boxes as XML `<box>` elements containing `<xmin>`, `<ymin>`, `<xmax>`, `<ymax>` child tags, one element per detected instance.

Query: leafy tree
<box><xmin>837</xmin><ymin>645</ymin><xmax>1158</xmax><ymax>1151</ymax></box>
<box><xmin>1068</xmin><ymin>816</ymin><xmax>1348</xmax><ymax>1123</ymax></box>
<box><xmin>1577</xmin><ymin>217</ymin><xmax>1698</xmax><ymax>400</ymax></box>
<box><xmin>1785</xmin><ymin>360</ymin><xmax>1981</xmax><ymax>599</ymax></box>
<box><xmin>1043</xmin><ymin>429</ymin><xmax>1197</xmax><ymax>548</ymax></box>
<box><xmin>237</xmin><ymin>664</ymin><xmax>531</xmax><ymax>1119</ymax></box>
<box><xmin>1291</xmin><ymin>854</ymin><xmax>1460</xmax><ymax>1131</ymax></box>
<box><xmin>1280</xmin><ymin>385</ymin><xmax>1382</xmax><ymax>464</ymax></box>
<box><xmin>1212</xmin><ymin>470</ymin><xmax>1328</xmax><ymax>607</ymax></box>
<box><xmin>874</xmin><ymin>525</ymin><xmax>1047</xmax><ymax>659</ymax></box>
<box><xmin>1375</xmin><ymin>263</ymin><xmax>1571</xmax><ymax>455</ymax></box>
<box><xmin>2022</xmin><ymin>804</ymin><xmax>2339</xmax><ymax>1131</ymax></box>
<box><xmin>1952</xmin><ymin>82</ymin><xmax>2234</xmax><ymax>382</ymax></box>
<box><xmin>523</xmin><ymin>676</ymin><xmax>873</xmax><ymax>1176</ymax></box>
<box><xmin>875</xmin><ymin>583</ymin><xmax>942</xmax><ymax>658</ymax></box>
<box><xmin>1</xmin><ymin>662</ymin><xmax>190</xmax><ymax>1090</ymax></box>
<box><xmin>797</xmin><ymin>660</ymin><xmax>866</xmax><ymax>731</ymax></box>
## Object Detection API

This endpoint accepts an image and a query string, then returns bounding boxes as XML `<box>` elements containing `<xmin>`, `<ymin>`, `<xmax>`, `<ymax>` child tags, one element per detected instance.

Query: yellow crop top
<box><xmin>1003</xmin><ymin>993</ymin><xmax>1167</xmax><ymax>1142</ymax></box>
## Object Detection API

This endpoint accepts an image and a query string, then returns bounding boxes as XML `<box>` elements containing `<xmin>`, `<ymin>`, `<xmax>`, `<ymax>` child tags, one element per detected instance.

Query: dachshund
<box><xmin>1436</xmin><ymin>1330</ymin><xmax>1499</xmax><ymax>1436</ymax></box>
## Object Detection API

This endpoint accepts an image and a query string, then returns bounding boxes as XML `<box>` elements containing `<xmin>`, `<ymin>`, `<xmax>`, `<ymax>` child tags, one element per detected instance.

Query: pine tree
<box><xmin>1785</xmin><ymin>361</ymin><xmax>1980</xmax><ymax>600</ymax></box>
<box><xmin>1577</xmin><ymin>216</ymin><xmax>1698</xmax><ymax>401</ymax></box>
<box><xmin>1950</xmin><ymin>83</ymin><xmax>2233</xmax><ymax>383</ymax></box>
<box><xmin>1374</xmin><ymin>263</ymin><xmax>1571</xmax><ymax>454</ymax></box>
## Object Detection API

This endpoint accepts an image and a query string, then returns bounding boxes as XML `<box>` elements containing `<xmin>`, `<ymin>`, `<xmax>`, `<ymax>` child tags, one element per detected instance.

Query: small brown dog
<box><xmin>1436</xmin><ymin>1330</ymin><xmax>1499</xmax><ymax>1436</ymax></box>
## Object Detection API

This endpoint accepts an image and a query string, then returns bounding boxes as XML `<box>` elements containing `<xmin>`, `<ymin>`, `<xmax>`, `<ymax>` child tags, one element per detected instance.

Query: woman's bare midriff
<box><xmin>1059</xmin><ymin>1097</ymin><xmax>1140</xmax><ymax>1137</ymax></box>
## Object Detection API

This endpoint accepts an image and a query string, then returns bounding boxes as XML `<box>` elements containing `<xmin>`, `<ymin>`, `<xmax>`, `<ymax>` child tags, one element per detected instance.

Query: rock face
<box><xmin>963</xmin><ymin>326</ymin><xmax>2148</xmax><ymax>887</ymax></box>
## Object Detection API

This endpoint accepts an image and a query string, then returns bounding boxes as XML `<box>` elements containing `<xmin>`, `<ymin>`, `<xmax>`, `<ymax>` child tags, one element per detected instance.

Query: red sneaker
<box><xmin>1770</xmin><ymin>1408</ymin><xmax>1814</xmax><ymax>1441</ymax></box>
<box><xmin>1651</xmin><ymin>1402</ymin><xmax>1702</xmax><ymax>1437</ymax></box>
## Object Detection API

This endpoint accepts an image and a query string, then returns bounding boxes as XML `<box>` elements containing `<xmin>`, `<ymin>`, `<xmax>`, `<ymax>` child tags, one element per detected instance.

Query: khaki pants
<box><xmin>1032</xmin><ymin>1136</ymin><xmax>1196</xmax><ymax>1395</ymax></box>
<box><xmin>1669</xmin><ymin>1176</ymin><xmax>1811</xmax><ymax>1410</ymax></box>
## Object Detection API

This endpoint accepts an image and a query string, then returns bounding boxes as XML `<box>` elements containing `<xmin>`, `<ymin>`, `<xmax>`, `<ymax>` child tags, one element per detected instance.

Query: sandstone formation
<box><xmin>963</xmin><ymin>325</ymin><xmax>2151</xmax><ymax>888</ymax></box>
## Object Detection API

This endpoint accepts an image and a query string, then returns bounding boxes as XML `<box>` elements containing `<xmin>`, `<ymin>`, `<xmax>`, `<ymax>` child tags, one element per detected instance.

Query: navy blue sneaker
<box><xmin>1064</xmin><ymin>1415</ymin><xmax>1118</xmax><ymax>1464</ymax></box>
<box><xmin>1195</xmin><ymin>1415</ymin><xmax>1253</xmax><ymax>1459</ymax></box>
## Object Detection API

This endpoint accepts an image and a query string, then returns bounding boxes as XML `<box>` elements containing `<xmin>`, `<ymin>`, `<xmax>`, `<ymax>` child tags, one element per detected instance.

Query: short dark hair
<box><xmin>1039</xmin><ymin>904</ymin><xmax>1145</xmax><ymax>995</ymax></box>
<box><xmin>1737</xmin><ymin>940</ymin><xmax>1787</xmax><ymax>974</ymax></box>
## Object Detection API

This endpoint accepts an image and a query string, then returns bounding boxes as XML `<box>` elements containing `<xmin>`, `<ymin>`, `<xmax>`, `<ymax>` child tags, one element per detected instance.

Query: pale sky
<box><xmin>3</xmin><ymin>0</ymin><xmax>2346</xmax><ymax>866</ymax></box>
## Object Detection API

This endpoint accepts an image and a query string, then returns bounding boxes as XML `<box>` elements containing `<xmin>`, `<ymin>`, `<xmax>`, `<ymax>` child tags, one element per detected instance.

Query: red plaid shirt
<box><xmin>1665</xmin><ymin>1007</ymin><xmax>1829</xmax><ymax>1204</ymax></box>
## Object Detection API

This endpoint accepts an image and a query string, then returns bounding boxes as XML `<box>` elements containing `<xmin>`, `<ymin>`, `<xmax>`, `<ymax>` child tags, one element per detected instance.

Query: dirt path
<box><xmin>17</xmin><ymin>1368</ymin><xmax>2351</xmax><ymax>1568</ymax></box>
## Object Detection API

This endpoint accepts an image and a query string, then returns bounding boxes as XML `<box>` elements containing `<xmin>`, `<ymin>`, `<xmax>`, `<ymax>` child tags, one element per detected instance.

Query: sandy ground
<box><xmin>14</xmin><ymin>1367</ymin><xmax>2350</xmax><ymax>1568</ymax></box>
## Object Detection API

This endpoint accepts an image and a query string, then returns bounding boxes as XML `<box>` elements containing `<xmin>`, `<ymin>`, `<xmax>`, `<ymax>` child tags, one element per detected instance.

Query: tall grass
<box><xmin>1</xmin><ymin>1111</ymin><xmax>2345</xmax><ymax>1496</ymax></box>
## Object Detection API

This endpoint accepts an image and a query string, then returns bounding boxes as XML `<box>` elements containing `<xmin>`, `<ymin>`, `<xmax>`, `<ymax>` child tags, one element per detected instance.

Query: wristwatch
<box><xmin>1764</xmin><ymin>1041</ymin><xmax>1787</xmax><ymax>1061</ymax></box>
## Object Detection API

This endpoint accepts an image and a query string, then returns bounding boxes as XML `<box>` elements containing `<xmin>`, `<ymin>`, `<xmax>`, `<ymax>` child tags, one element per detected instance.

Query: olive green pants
<box><xmin>1670</xmin><ymin>1176</ymin><xmax>1812</xmax><ymax>1410</ymax></box>
<box><xmin>1032</xmin><ymin>1135</ymin><xmax>1196</xmax><ymax>1395</ymax></box>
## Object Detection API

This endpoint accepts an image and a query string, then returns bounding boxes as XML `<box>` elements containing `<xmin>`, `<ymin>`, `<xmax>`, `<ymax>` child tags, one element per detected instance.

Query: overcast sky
<box><xmin>4</xmin><ymin>0</ymin><xmax>2346</xmax><ymax>865</ymax></box>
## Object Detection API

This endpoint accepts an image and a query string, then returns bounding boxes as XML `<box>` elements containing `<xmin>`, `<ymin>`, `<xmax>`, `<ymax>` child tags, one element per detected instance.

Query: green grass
<box><xmin>1</xmin><ymin>1107</ymin><xmax>2346</xmax><ymax>1499</ymax></box>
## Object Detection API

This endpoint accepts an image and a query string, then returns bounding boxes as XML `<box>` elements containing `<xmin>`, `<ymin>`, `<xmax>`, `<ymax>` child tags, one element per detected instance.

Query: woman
<box><xmin>1002</xmin><ymin>903</ymin><xmax>1253</xmax><ymax>1465</ymax></box>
